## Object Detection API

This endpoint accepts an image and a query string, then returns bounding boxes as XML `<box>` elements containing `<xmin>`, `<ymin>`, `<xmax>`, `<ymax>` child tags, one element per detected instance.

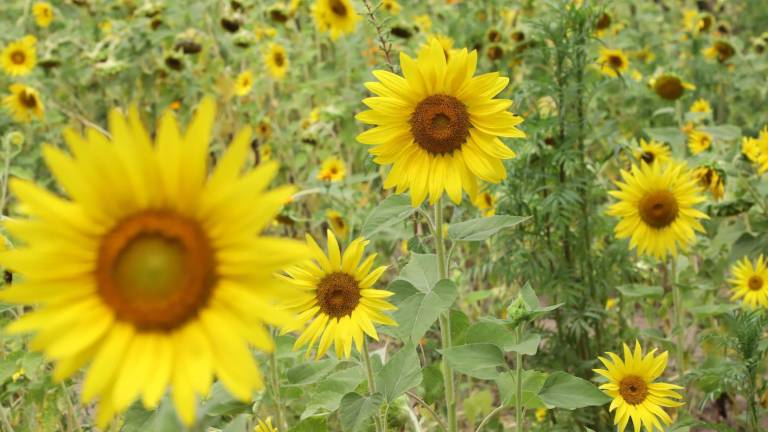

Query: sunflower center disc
<box><xmin>640</xmin><ymin>151</ymin><xmax>655</xmax><ymax>164</ymax></box>
<box><xmin>274</xmin><ymin>52</ymin><xmax>285</xmax><ymax>67</ymax></box>
<box><xmin>97</xmin><ymin>211</ymin><xmax>216</xmax><ymax>330</ymax></box>
<box><xmin>655</xmin><ymin>76</ymin><xmax>684</xmax><ymax>100</ymax></box>
<box><xmin>748</xmin><ymin>275</ymin><xmax>763</xmax><ymax>291</ymax></box>
<box><xmin>316</xmin><ymin>272</ymin><xmax>360</xmax><ymax>318</ymax></box>
<box><xmin>608</xmin><ymin>55</ymin><xmax>624</xmax><ymax>69</ymax></box>
<box><xmin>19</xmin><ymin>91</ymin><xmax>38</xmax><ymax>109</ymax></box>
<box><xmin>410</xmin><ymin>94</ymin><xmax>471</xmax><ymax>155</ymax></box>
<box><xmin>11</xmin><ymin>51</ymin><xmax>25</xmax><ymax>65</ymax></box>
<box><xmin>619</xmin><ymin>375</ymin><xmax>648</xmax><ymax>405</ymax></box>
<box><xmin>329</xmin><ymin>0</ymin><xmax>347</xmax><ymax>16</ymax></box>
<box><xmin>639</xmin><ymin>190</ymin><xmax>679</xmax><ymax>229</ymax></box>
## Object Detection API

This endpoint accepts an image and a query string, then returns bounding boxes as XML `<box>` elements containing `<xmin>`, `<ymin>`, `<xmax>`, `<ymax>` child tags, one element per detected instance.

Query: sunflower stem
<box><xmin>515</xmin><ymin>326</ymin><xmax>525</xmax><ymax>432</ymax></box>
<box><xmin>268</xmin><ymin>333</ymin><xmax>286</xmax><ymax>430</ymax></box>
<box><xmin>362</xmin><ymin>338</ymin><xmax>385</xmax><ymax>432</ymax></box>
<box><xmin>434</xmin><ymin>198</ymin><xmax>457</xmax><ymax>432</ymax></box>
<box><xmin>669</xmin><ymin>258</ymin><xmax>685</xmax><ymax>378</ymax></box>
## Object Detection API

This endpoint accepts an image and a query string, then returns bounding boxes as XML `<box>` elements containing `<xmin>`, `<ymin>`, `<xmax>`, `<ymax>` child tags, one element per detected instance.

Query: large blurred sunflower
<box><xmin>729</xmin><ymin>255</ymin><xmax>768</xmax><ymax>309</ymax></box>
<box><xmin>1</xmin><ymin>36</ymin><xmax>37</xmax><ymax>76</ymax></box>
<box><xmin>312</xmin><ymin>0</ymin><xmax>360</xmax><ymax>40</ymax></box>
<box><xmin>607</xmin><ymin>162</ymin><xmax>708</xmax><ymax>259</ymax></box>
<box><xmin>3</xmin><ymin>83</ymin><xmax>44</xmax><ymax>123</ymax></box>
<box><xmin>356</xmin><ymin>38</ymin><xmax>525</xmax><ymax>206</ymax></box>
<box><xmin>0</xmin><ymin>97</ymin><xmax>310</xmax><ymax>427</ymax></box>
<box><xmin>279</xmin><ymin>231</ymin><xmax>396</xmax><ymax>359</ymax></box>
<box><xmin>265</xmin><ymin>43</ymin><xmax>289</xmax><ymax>80</ymax></box>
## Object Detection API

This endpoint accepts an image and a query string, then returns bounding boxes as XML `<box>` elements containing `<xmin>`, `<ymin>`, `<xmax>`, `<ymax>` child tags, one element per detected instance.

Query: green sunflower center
<box><xmin>316</xmin><ymin>271</ymin><xmax>360</xmax><ymax>318</ymax></box>
<box><xmin>97</xmin><ymin>211</ymin><xmax>217</xmax><ymax>330</ymax></box>
<box><xmin>619</xmin><ymin>375</ymin><xmax>648</xmax><ymax>405</ymax></box>
<box><xmin>748</xmin><ymin>275</ymin><xmax>763</xmax><ymax>291</ymax></box>
<box><xmin>329</xmin><ymin>0</ymin><xmax>347</xmax><ymax>17</ymax></box>
<box><xmin>11</xmin><ymin>50</ymin><xmax>26</xmax><ymax>65</ymax></box>
<box><xmin>639</xmin><ymin>190</ymin><xmax>679</xmax><ymax>229</ymax></box>
<box><xmin>18</xmin><ymin>90</ymin><xmax>38</xmax><ymax>109</ymax></box>
<box><xmin>410</xmin><ymin>94</ymin><xmax>471</xmax><ymax>155</ymax></box>
<box><xmin>640</xmin><ymin>151</ymin><xmax>655</xmax><ymax>164</ymax></box>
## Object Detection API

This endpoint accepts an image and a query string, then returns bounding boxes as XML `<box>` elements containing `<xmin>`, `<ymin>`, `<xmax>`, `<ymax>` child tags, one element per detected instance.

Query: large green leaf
<box><xmin>286</xmin><ymin>358</ymin><xmax>339</xmax><ymax>386</ymax></box>
<box><xmin>397</xmin><ymin>253</ymin><xmax>439</xmax><ymax>293</ymax></box>
<box><xmin>448</xmin><ymin>215</ymin><xmax>530</xmax><ymax>242</ymax></box>
<box><xmin>361</xmin><ymin>194</ymin><xmax>417</xmax><ymax>237</ymax></box>
<box><xmin>339</xmin><ymin>392</ymin><xmax>384</xmax><ymax>432</ymax></box>
<box><xmin>440</xmin><ymin>343</ymin><xmax>507</xmax><ymax>380</ymax></box>
<box><xmin>465</xmin><ymin>321</ymin><xmax>540</xmax><ymax>355</ymax></box>
<box><xmin>497</xmin><ymin>369</ymin><xmax>549</xmax><ymax>409</ymax></box>
<box><xmin>390</xmin><ymin>279</ymin><xmax>458</xmax><ymax>343</ymax></box>
<box><xmin>376</xmin><ymin>344</ymin><xmax>422</xmax><ymax>402</ymax></box>
<box><xmin>537</xmin><ymin>372</ymin><xmax>611</xmax><ymax>409</ymax></box>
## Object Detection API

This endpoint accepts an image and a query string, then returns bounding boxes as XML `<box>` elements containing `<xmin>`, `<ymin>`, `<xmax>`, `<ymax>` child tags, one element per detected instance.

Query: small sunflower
<box><xmin>594</xmin><ymin>341</ymin><xmax>684</xmax><ymax>432</ymax></box>
<box><xmin>742</xmin><ymin>136</ymin><xmax>761</xmax><ymax>162</ymax></box>
<box><xmin>326</xmin><ymin>210</ymin><xmax>349</xmax><ymax>238</ymax></box>
<box><xmin>32</xmin><ymin>2</ymin><xmax>54</xmax><ymax>27</ymax></box>
<box><xmin>756</xmin><ymin>128</ymin><xmax>768</xmax><ymax>173</ymax></box>
<box><xmin>254</xmin><ymin>417</ymin><xmax>278</xmax><ymax>432</ymax></box>
<box><xmin>693</xmin><ymin>166</ymin><xmax>724</xmax><ymax>201</ymax></box>
<box><xmin>382</xmin><ymin>0</ymin><xmax>401</xmax><ymax>15</ymax></box>
<box><xmin>633</xmin><ymin>139</ymin><xmax>670</xmax><ymax>166</ymax></box>
<box><xmin>598</xmin><ymin>48</ymin><xmax>629</xmax><ymax>78</ymax></box>
<box><xmin>280</xmin><ymin>231</ymin><xmax>396</xmax><ymax>360</ymax></box>
<box><xmin>1</xmin><ymin>36</ymin><xmax>37</xmax><ymax>76</ymax></box>
<box><xmin>473</xmin><ymin>190</ymin><xmax>497</xmax><ymax>217</ymax></box>
<box><xmin>413</xmin><ymin>15</ymin><xmax>432</xmax><ymax>33</ymax></box>
<box><xmin>687</xmin><ymin>129</ymin><xmax>712</xmax><ymax>155</ymax></box>
<box><xmin>234</xmin><ymin>70</ymin><xmax>254</xmax><ymax>96</ymax></box>
<box><xmin>704</xmin><ymin>40</ymin><xmax>735</xmax><ymax>63</ymax></box>
<box><xmin>317</xmin><ymin>157</ymin><xmax>346</xmax><ymax>182</ymax></box>
<box><xmin>650</xmin><ymin>73</ymin><xmax>695</xmax><ymax>101</ymax></box>
<box><xmin>0</xmin><ymin>97</ymin><xmax>310</xmax><ymax>427</ymax></box>
<box><xmin>3</xmin><ymin>84</ymin><xmax>44</xmax><ymax>123</ymax></box>
<box><xmin>729</xmin><ymin>255</ymin><xmax>768</xmax><ymax>309</ymax></box>
<box><xmin>357</xmin><ymin>38</ymin><xmax>525</xmax><ymax>207</ymax></box>
<box><xmin>418</xmin><ymin>34</ymin><xmax>457</xmax><ymax>61</ymax></box>
<box><xmin>689</xmin><ymin>98</ymin><xmax>711</xmax><ymax>113</ymax></box>
<box><xmin>312</xmin><ymin>0</ymin><xmax>360</xmax><ymax>40</ymax></box>
<box><xmin>259</xmin><ymin>144</ymin><xmax>272</xmax><ymax>163</ymax></box>
<box><xmin>607</xmin><ymin>161</ymin><xmax>708</xmax><ymax>259</ymax></box>
<box><xmin>265</xmin><ymin>44</ymin><xmax>289</xmax><ymax>80</ymax></box>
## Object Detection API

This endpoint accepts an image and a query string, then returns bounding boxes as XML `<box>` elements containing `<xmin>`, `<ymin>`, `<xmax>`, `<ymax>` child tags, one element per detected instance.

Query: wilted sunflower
<box><xmin>0</xmin><ymin>97</ymin><xmax>310</xmax><ymax>427</ymax></box>
<box><xmin>317</xmin><ymin>157</ymin><xmax>346</xmax><ymax>182</ymax></box>
<box><xmin>650</xmin><ymin>73</ymin><xmax>695</xmax><ymax>101</ymax></box>
<box><xmin>255</xmin><ymin>417</ymin><xmax>279</xmax><ymax>432</ymax></box>
<box><xmin>234</xmin><ymin>70</ymin><xmax>254</xmax><ymax>96</ymax></box>
<box><xmin>312</xmin><ymin>0</ymin><xmax>360</xmax><ymax>40</ymax></box>
<box><xmin>704</xmin><ymin>40</ymin><xmax>735</xmax><ymax>63</ymax></box>
<box><xmin>607</xmin><ymin>161</ymin><xmax>708</xmax><ymax>259</ymax></box>
<box><xmin>693</xmin><ymin>166</ymin><xmax>724</xmax><ymax>201</ymax></box>
<box><xmin>473</xmin><ymin>190</ymin><xmax>497</xmax><ymax>217</ymax></box>
<box><xmin>3</xmin><ymin>84</ymin><xmax>44</xmax><ymax>123</ymax></box>
<box><xmin>598</xmin><ymin>48</ymin><xmax>629</xmax><ymax>78</ymax></box>
<box><xmin>32</xmin><ymin>2</ymin><xmax>54</xmax><ymax>27</ymax></box>
<box><xmin>357</xmin><ymin>38</ymin><xmax>525</xmax><ymax>206</ymax></box>
<box><xmin>690</xmin><ymin>98</ymin><xmax>711</xmax><ymax>113</ymax></box>
<box><xmin>1</xmin><ymin>36</ymin><xmax>37</xmax><ymax>76</ymax></box>
<box><xmin>633</xmin><ymin>139</ymin><xmax>670</xmax><ymax>166</ymax></box>
<box><xmin>265</xmin><ymin>43</ymin><xmax>289</xmax><ymax>80</ymax></box>
<box><xmin>326</xmin><ymin>210</ymin><xmax>349</xmax><ymax>238</ymax></box>
<box><xmin>729</xmin><ymin>255</ymin><xmax>768</xmax><ymax>309</ymax></box>
<box><xmin>687</xmin><ymin>129</ymin><xmax>712</xmax><ymax>155</ymax></box>
<box><xmin>594</xmin><ymin>342</ymin><xmax>684</xmax><ymax>432</ymax></box>
<box><xmin>279</xmin><ymin>231</ymin><xmax>396</xmax><ymax>359</ymax></box>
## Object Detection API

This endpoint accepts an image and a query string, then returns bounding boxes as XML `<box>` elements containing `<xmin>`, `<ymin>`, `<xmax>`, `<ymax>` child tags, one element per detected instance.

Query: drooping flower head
<box><xmin>693</xmin><ymin>166</ymin><xmax>724</xmax><ymax>201</ymax></box>
<box><xmin>729</xmin><ymin>255</ymin><xmax>768</xmax><ymax>309</ymax></box>
<box><xmin>3</xmin><ymin>84</ymin><xmax>44</xmax><ymax>123</ymax></box>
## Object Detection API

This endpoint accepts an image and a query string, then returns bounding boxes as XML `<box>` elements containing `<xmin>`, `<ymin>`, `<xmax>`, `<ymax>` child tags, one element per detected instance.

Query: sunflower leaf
<box><xmin>388</xmin><ymin>279</ymin><xmax>458</xmax><ymax>343</ymax></box>
<box><xmin>448</xmin><ymin>215</ymin><xmax>530</xmax><ymax>242</ymax></box>
<box><xmin>361</xmin><ymin>194</ymin><xmax>417</xmax><ymax>238</ymax></box>
<box><xmin>537</xmin><ymin>372</ymin><xmax>611</xmax><ymax>409</ymax></box>
<box><xmin>376</xmin><ymin>343</ymin><xmax>422</xmax><ymax>402</ymax></box>
<box><xmin>338</xmin><ymin>392</ymin><xmax>384</xmax><ymax>432</ymax></box>
<box><xmin>440</xmin><ymin>343</ymin><xmax>507</xmax><ymax>380</ymax></box>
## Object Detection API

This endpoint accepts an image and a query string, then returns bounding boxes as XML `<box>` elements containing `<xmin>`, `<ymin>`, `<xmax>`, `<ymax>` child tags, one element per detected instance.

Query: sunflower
<box><xmin>326</xmin><ymin>210</ymin><xmax>349</xmax><ymax>238</ymax></box>
<box><xmin>594</xmin><ymin>341</ymin><xmax>684</xmax><ymax>432</ymax></box>
<box><xmin>259</xmin><ymin>144</ymin><xmax>272</xmax><ymax>163</ymax></box>
<box><xmin>756</xmin><ymin>128</ymin><xmax>768</xmax><ymax>173</ymax></box>
<box><xmin>32</xmin><ymin>2</ymin><xmax>54</xmax><ymax>27</ymax></box>
<box><xmin>265</xmin><ymin>44</ymin><xmax>289</xmax><ymax>80</ymax></box>
<box><xmin>598</xmin><ymin>48</ymin><xmax>629</xmax><ymax>78</ymax></box>
<box><xmin>382</xmin><ymin>0</ymin><xmax>401</xmax><ymax>15</ymax></box>
<box><xmin>413</xmin><ymin>14</ymin><xmax>432</xmax><ymax>33</ymax></box>
<box><xmin>234</xmin><ymin>70</ymin><xmax>254</xmax><ymax>96</ymax></box>
<box><xmin>607</xmin><ymin>161</ymin><xmax>708</xmax><ymax>259</ymax></box>
<box><xmin>687</xmin><ymin>129</ymin><xmax>712</xmax><ymax>155</ymax></box>
<box><xmin>633</xmin><ymin>139</ymin><xmax>670</xmax><ymax>166</ymax></box>
<box><xmin>1</xmin><ymin>36</ymin><xmax>37</xmax><ymax>76</ymax></box>
<box><xmin>317</xmin><ymin>156</ymin><xmax>346</xmax><ymax>182</ymax></box>
<box><xmin>729</xmin><ymin>255</ymin><xmax>768</xmax><ymax>309</ymax></box>
<box><xmin>742</xmin><ymin>136</ymin><xmax>761</xmax><ymax>162</ymax></box>
<box><xmin>693</xmin><ymin>166</ymin><xmax>724</xmax><ymax>201</ymax></box>
<box><xmin>0</xmin><ymin>97</ymin><xmax>310</xmax><ymax>427</ymax></box>
<box><xmin>418</xmin><ymin>34</ymin><xmax>457</xmax><ymax>61</ymax></box>
<box><xmin>473</xmin><ymin>190</ymin><xmax>496</xmax><ymax>217</ymax></box>
<box><xmin>255</xmin><ymin>417</ymin><xmax>278</xmax><ymax>432</ymax></box>
<box><xmin>704</xmin><ymin>40</ymin><xmax>735</xmax><ymax>63</ymax></box>
<box><xmin>650</xmin><ymin>73</ymin><xmax>695</xmax><ymax>101</ymax></box>
<box><xmin>689</xmin><ymin>98</ymin><xmax>711</xmax><ymax>113</ymax></box>
<box><xmin>312</xmin><ymin>0</ymin><xmax>360</xmax><ymax>40</ymax></box>
<box><xmin>3</xmin><ymin>84</ymin><xmax>44</xmax><ymax>123</ymax></box>
<box><xmin>279</xmin><ymin>231</ymin><xmax>396</xmax><ymax>359</ymax></box>
<box><xmin>356</xmin><ymin>38</ymin><xmax>525</xmax><ymax>207</ymax></box>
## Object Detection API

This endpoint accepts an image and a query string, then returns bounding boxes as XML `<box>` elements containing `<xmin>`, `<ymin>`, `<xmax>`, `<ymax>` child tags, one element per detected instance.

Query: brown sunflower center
<box><xmin>11</xmin><ymin>50</ymin><xmax>26</xmax><ymax>65</ymax></box>
<box><xmin>655</xmin><ymin>76</ymin><xmax>684</xmax><ymax>100</ymax></box>
<box><xmin>274</xmin><ymin>52</ymin><xmax>285</xmax><ymax>67</ymax></box>
<box><xmin>96</xmin><ymin>211</ymin><xmax>217</xmax><ymax>331</ymax></box>
<box><xmin>329</xmin><ymin>0</ymin><xmax>348</xmax><ymax>17</ymax></box>
<box><xmin>748</xmin><ymin>275</ymin><xmax>764</xmax><ymax>291</ymax></box>
<box><xmin>410</xmin><ymin>94</ymin><xmax>471</xmax><ymax>155</ymax></box>
<box><xmin>18</xmin><ymin>90</ymin><xmax>38</xmax><ymax>109</ymax></box>
<box><xmin>484</xmin><ymin>193</ymin><xmax>493</xmax><ymax>206</ymax></box>
<box><xmin>316</xmin><ymin>271</ymin><xmax>360</xmax><ymax>318</ymax></box>
<box><xmin>639</xmin><ymin>190</ymin><xmax>679</xmax><ymax>229</ymax></box>
<box><xmin>641</xmin><ymin>151</ymin><xmax>655</xmax><ymax>164</ymax></box>
<box><xmin>619</xmin><ymin>375</ymin><xmax>648</xmax><ymax>405</ymax></box>
<box><xmin>608</xmin><ymin>55</ymin><xmax>624</xmax><ymax>69</ymax></box>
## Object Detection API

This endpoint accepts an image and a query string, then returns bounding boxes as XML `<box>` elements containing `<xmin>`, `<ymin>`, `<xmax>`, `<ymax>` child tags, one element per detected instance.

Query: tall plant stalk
<box><xmin>434</xmin><ymin>198</ymin><xmax>457</xmax><ymax>432</ymax></box>
<box><xmin>362</xmin><ymin>340</ymin><xmax>385</xmax><ymax>432</ymax></box>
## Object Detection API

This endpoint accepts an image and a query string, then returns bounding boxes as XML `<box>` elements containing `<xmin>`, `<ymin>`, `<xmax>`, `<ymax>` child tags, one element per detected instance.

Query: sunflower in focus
<box><xmin>265</xmin><ymin>44</ymin><xmax>289</xmax><ymax>80</ymax></box>
<box><xmin>598</xmin><ymin>48</ymin><xmax>629</xmax><ymax>78</ymax></box>
<box><xmin>693</xmin><ymin>166</ymin><xmax>724</xmax><ymax>201</ymax></box>
<box><xmin>0</xmin><ymin>97</ymin><xmax>310</xmax><ymax>427</ymax></box>
<box><xmin>312</xmin><ymin>0</ymin><xmax>360</xmax><ymax>40</ymax></box>
<box><xmin>280</xmin><ymin>231</ymin><xmax>396</xmax><ymax>359</ymax></box>
<box><xmin>317</xmin><ymin>157</ymin><xmax>346</xmax><ymax>182</ymax></box>
<box><xmin>473</xmin><ymin>190</ymin><xmax>497</xmax><ymax>217</ymax></box>
<box><xmin>254</xmin><ymin>417</ymin><xmax>278</xmax><ymax>432</ymax></box>
<box><xmin>687</xmin><ymin>129</ymin><xmax>712</xmax><ymax>155</ymax></box>
<box><xmin>650</xmin><ymin>73</ymin><xmax>694</xmax><ymax>101</ymax></box>
<box><xmin>1</xmin><ymin>36</ymin><xmax>37</xmax><ymax>76</ymax></box>
<box><xmin>234</xmin><ymin>70</ymin><xmax>254</xmax><ymax>96</ymax></box>
<box><xmin>357</xmin><ymin>38</ymin><xmax>525</xmax><ymax>207</ymax></box>
<box><xmin>326</xmin><ymin>209</ymin><xmax>349</xmax><ymax>238</ymax></box>
<box><xmin>32</xmin><ymin>2</ymin><xmax>54</xmax><ymax>27</ymax></box>
<box><xmin>729</xmin><ymin>255</ymin><xmax>768</xmax><ymax>309</ymax></box>
<box><xmin>689</xmin><ymin>98</ymin><xmax>711</xmax><ymax>113</ymax></box>
<box><xmin>3</xmin><ymin>84</ymin><xmax>44</xmax><ymax>123</ymax></box>
<box><xmin>594</xmin><ymin>341</ymin><xmax>684</xmax><ymax>432</ymax></box>
<box><xmin>633</xmin><ymin>139</ymin><xmax>670</xmax><ymax>166</ymax></box>
<box><xmin>607</xmin><ymin>161</ymin><xmax>707</xmax><ymax>259</ymax></box>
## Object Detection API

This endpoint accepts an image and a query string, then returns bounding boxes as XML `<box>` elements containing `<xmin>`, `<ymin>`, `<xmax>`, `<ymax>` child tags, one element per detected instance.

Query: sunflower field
<box><xmin>1</xmin><ymin>0</ymin><xmax>768</xmax><ymax>431</ymax></box>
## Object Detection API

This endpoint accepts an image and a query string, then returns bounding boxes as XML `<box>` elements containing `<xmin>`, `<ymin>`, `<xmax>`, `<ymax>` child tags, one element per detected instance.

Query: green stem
<box><xmin>515</xmin><ymin>326</ymin><xmax>525</xmax><ymax>432</ymax></box>
<box><xmin>268</xmin><ymin>340</ymin><xmax>286</xmax><ymax>430</ymax></box>
<box><xmin>362</xmin><ymin>339</ymin><xmax>384</xmax><ymax>432</ymax></box>
<box><xmin>434</xmin><ymin>198</ymin><xmax>457</xmax><ymax>432</ymax></box>
<box><xmin>669</xmin><ymin>258</ymin><xmax>685</xmax><ymax>378</ymax></box>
